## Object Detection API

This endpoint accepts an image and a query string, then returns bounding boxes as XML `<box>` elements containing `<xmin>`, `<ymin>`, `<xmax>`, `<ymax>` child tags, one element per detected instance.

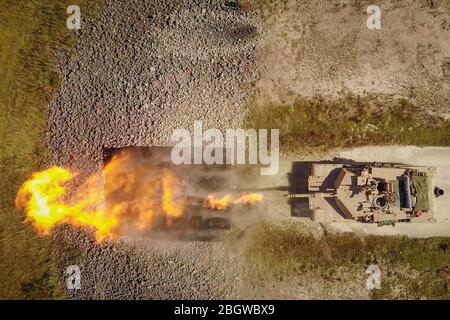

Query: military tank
<box><xmin>288</xmin><ymin>162</ymin><xmax>444</xmax><ymax>225</ymax></box>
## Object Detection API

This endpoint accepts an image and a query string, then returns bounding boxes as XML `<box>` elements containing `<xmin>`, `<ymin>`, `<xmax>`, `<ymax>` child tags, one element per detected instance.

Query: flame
<box><xmin>206</xmin><ymin>193</ymin><xmax>263</xmax><ymax>210</ymax></box>
<box><xmin>206</xmin><ymin>194</ymin><xmax>232</xmax><ymax>210</ymax></box>
<box><xmin>162</xmin><ymin>172</ymin><xmax>185</xmax><ymax>218</ymax></box>
<box><xmin>15</xmin><ymin>152</ymin><xmax>186</xmax><ymax>242</ymax></box>
<box><xmin>15</xmin><ymin>150</ymin><xmax>263</xmax><ymax>242</ymax></box>
<box><xmin>15</xmin><ymin>167</ymin><xmax>117</xmax><ymax>241</ymax></box>
<box><xmin>234</xmin><ymin>192</ymin><xmax>264</xmax><ymax>205</ymax></box>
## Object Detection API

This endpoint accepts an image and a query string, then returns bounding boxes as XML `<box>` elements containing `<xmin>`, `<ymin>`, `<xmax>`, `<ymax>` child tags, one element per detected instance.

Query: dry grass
<box><xmin>235</xmin><ymin>220</ymin><xmax>450</xmax><ymax>299</ymax></box>
<box><xmin>246</xmin><ymin>94</ymin><xmax>450</xmax><ymax>153</ymax></box>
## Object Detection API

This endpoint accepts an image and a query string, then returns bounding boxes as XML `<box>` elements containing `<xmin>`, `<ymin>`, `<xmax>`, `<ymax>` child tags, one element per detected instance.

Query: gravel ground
<box><xmin>47</xmin><ymin>0</ymin><xmax>262</xmax><ymax>299</ymax></box>
<box><xmin>49</xmin><ymin>0</ymin><xmax>261</xmax><ymax>171</ymax></box>
<box><xmin>55</xmin><ymin>228</ymin><xmax>242</xmax><ymax>299</ymax></box>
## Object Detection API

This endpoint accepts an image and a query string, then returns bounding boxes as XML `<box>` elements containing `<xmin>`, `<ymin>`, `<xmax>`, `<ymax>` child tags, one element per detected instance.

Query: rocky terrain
<box><xmin>48</xmin><ymin>0</ymin><xmax>263</xmax><ymax>299</ymax></box>
<box><xmin>49</xmin><ymin>0</ymin><xmax>262</xmax><ymax>171</ymax></box>
<box><xmin>55</xmin><ymin>228</ymin><xmax>243</xmax><ymax>299</ymax></box>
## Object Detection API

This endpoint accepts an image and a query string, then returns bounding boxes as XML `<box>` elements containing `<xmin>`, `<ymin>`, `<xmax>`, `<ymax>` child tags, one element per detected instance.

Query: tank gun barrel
<box><xmin>285</xmin><ymin>192</ymin><xmax>333</xmax><ymax>198</ymax></box>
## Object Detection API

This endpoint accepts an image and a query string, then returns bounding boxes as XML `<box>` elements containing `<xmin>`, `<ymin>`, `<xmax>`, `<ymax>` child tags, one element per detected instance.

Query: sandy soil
<box><xmin>257</xmin><ymin>0</ymin><xmax>450</xmax><ymax>115</ymax></box>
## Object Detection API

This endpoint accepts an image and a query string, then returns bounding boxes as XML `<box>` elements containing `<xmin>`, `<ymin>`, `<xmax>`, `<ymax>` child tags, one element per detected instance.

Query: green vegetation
<box><xmin>246</xmin><ymin>94</ymin><xmax>450</xmax><ymax>152</ymax></box>
<box><xmin>0</xmin><ymin>0</ymin><xmax>101</xmax><ymax>299</ymax></box>
<box><xmin>239</xmin><ymin>221</ymin><xmax>450</xmax><ymax>299</ymax></box>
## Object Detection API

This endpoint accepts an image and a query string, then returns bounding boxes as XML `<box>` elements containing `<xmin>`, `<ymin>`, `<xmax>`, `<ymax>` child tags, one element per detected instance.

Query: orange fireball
<box><xmin>15</xmin><ymin>167</ymin><xmax>118</xmax><ymax>241</ymax></box>
<box><xmin>15</xmin><ymin>152</ymin><xmax>187</xmax><ymax>242</ymax></box>
<box><xmin>16</xmin><ymin>151</ymin><xmax>264</xmax><ymax>241</ymax></box>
